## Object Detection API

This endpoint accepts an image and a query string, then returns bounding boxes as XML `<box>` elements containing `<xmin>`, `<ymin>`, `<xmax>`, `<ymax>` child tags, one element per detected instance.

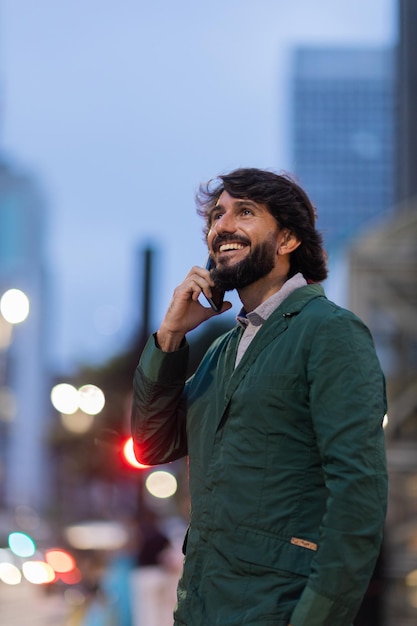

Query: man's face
<box><xmin>206</xmin><ymin>191</ymin><xmax>282</xmax><ymax>291</ymax></box>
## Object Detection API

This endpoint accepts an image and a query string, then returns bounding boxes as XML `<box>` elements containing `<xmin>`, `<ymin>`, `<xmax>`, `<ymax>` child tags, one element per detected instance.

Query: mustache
<box><xmin>212</xmin><ymin>233</ymin><xmax>250</xmax><ymax>251</ymax></box>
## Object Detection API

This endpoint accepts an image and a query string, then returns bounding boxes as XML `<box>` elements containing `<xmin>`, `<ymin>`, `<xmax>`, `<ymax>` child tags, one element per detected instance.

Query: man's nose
<box><xmin>212</xmin><ymin>211</ymin><xmax>237</xmax><ymax>234</ymax></box>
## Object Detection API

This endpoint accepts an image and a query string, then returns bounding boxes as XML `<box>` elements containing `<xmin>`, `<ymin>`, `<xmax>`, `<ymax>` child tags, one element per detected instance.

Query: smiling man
<box><xmin>131</xmin><ymin>168</ymin><xmax>388</xmax><ymax>626</ymax></box>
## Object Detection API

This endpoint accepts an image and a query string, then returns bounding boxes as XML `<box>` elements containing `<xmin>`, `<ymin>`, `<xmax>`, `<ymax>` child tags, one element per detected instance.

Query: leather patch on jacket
<box><xmin>290</xmin><ymin>536</ymin><xmax>318</xmax><ymax>551</ymax></box>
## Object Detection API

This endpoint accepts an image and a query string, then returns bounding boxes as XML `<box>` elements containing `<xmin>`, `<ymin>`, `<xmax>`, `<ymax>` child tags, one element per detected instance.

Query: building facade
<box><xmin>0</xmin><ymin>157</ymin><xmax>51</xmax><ymax>514</ymax></box>
<box><xmin>291</xmin><ymin>47</ymin><xmax>395</xmax><ymax>255</ymax></box>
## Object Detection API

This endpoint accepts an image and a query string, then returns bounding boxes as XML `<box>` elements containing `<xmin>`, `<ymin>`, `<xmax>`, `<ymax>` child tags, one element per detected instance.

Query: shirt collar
<box><xmin>237</xmin><ymin>273</ymin><xmax>307</xmax><ymax>328</ymax></box>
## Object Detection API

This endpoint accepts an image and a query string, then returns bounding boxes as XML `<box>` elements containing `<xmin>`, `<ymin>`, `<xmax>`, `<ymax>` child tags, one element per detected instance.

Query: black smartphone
<box><xmin>204</xmin><ymin>256</ymin><xmax>225</xmax><ymax>312</ymax></box>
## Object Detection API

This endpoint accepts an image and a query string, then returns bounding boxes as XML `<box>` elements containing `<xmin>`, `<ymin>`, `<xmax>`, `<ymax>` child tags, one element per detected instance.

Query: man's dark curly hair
<box><xmin>196</xmin><ymin>167</ymin><xmax>328</xmax><ymax>283</ymax></box>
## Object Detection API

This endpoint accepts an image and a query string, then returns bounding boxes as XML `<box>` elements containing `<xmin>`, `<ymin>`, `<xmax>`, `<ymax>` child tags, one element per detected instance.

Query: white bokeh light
<box><xmin>65</xmin><ymin>521</ymin><xmax>129</xmax><ymax>551</ymax></box>
<box><xmin>50</xmin><ymin>383</ymin><xmax>79</xmax><ymax>415</ymax></box>
<box><xmin>145</xmin><ymin>470</ymin><xmax>177</xmax><ymax>499</ymax></box>
<box><xmin>51</xmin><ymin>383</ymin><xmax>105</xmax><ymax>418</ymax></box>
<box><xmin>0</xmin><ymin>289</ymin><xmax>30</xmax><ymax>324</ymax></box>
<box><xmin>0</xmin><ymin>562</ymin><xmax>22</xmax><ymax>585</ymax></box>
<box><xmin>22</xmin><ymin>561</ymin><xmax>55</xmax><ymax>584</ymax></box>
<box><xmin>78</xmin><ymin>384</ymin><xmax>105</xmax><ymax>415</ymax></box>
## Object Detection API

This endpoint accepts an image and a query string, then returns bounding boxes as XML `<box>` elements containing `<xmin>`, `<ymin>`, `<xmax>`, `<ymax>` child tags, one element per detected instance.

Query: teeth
<box><xmin>219</xmin><ymin>243</ymin><xmax>245</xmax><ymax>252</ymax></box>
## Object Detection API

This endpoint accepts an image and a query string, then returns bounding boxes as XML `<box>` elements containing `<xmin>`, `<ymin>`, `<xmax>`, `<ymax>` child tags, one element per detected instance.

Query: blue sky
<box><xmin>0</xmin><ymin>0</ymin><xmax>396</xmax><ymax>372</ymax></box>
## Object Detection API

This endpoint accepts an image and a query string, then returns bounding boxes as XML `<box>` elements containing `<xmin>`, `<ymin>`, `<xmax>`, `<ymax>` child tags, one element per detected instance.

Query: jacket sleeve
<box><xmin>131</xmin><ymin>333</ymin><xmax>190</xmax><ymax>465</ymax></box>
<box><xmin>290</xmin><ymin>307</ymin><xmax>388</xmax><ymax>626</ymax></box>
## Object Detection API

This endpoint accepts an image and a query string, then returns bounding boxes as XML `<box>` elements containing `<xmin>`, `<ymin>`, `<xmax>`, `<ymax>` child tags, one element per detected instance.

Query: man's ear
<box><xmin>278</xmin><ymin>229</ymin><xmax>301</xmax><ymax>255</ymax></box>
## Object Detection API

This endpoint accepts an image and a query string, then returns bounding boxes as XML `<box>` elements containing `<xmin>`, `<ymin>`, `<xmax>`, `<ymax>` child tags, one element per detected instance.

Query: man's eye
<box><xmin>212</xmin><ymin>212</ymin><xmax>223</xmax><ymax>221</ymax></box>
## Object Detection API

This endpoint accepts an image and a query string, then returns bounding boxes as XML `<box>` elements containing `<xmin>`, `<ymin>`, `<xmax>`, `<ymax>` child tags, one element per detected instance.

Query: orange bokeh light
<box><xmin>45</xmin><ymin>549</ymin><xmax>76</xmax><ymax>573</ymax></box>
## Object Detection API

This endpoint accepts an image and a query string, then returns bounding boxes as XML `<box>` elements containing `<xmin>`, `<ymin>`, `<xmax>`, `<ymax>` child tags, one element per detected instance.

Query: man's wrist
<box><xmin>155</xmin><ymin>327</ymin><xmax>185</xmax><ymax>352</ymax></box>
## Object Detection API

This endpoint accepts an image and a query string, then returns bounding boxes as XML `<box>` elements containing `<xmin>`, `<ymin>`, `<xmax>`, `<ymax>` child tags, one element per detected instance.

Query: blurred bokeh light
<box><xmin>0</xmin><ymin>289</ymin><xmax>30</xmax><ymax>324</ymax></box>
<box><xmin>145</xmin><ymin>470</ymin><xmax>178</xmax><ymax>499</ymax></box>
<box><xmin>77</xmin><ymin>384</ymin><xmax>105</xmax><ymax>415</ymax></box>
<box><xmin>8</xmin><ymin>532</ymin><xmax>36</xmax><ymax>558</ymax></box>
<box><xmin>50</xmin><ymin>383</ymin><xmax>79</xmax><ymax>415</ymax></box>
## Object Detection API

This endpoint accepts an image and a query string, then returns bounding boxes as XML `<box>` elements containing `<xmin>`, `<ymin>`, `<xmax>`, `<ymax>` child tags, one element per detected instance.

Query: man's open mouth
<box><xmin>218</xmin><ymin>242</ymin><xmax>246</xmax><ymax>252</ymax></box>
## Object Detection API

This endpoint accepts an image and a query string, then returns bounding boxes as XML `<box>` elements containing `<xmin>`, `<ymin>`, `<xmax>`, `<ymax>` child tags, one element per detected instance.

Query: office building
<box><xmin>291</xmin><ymin>47</ymin><xmax>395</xmax><ymax>253</ymax></box>
<box><xmin>0</xmin><ymin>157</ymin><xmax>51</xmax><ymax>514</ymax></box>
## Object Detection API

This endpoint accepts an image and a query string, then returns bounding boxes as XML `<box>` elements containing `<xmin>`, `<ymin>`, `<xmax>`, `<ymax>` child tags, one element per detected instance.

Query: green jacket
<box><xmin>132</xmin><ymin>284</ymin><xmax>388</xmax><ymax>626</ymax></box>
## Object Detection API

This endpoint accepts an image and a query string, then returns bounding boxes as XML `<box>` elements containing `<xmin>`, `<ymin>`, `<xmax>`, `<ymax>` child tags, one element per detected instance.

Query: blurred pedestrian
<box><xmin>130</xmin><ymin>515</ymin><xmax>181</xmax><ymax>626</ymax></box>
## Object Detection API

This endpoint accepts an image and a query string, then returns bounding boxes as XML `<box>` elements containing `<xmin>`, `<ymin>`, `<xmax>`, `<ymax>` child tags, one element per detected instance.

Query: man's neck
<box><xmin>237</xmin><ymin>274</ymin><xmax>288</xmax><ymax>313</ymax></box>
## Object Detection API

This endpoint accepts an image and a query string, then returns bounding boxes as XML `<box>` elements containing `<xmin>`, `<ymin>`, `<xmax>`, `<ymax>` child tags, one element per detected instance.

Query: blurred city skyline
<box><xmin>0</xmin><ymin>0</ymin><xmax>397</xmax><ymax>372</ymax></box>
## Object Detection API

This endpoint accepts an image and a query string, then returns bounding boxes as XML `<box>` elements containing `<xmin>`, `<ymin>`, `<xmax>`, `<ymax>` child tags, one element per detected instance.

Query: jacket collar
<box><xmin>218</xmin><ymin>283</ymin><xmax>326</xmax><ymax>426</ymax></box>
<box><xmin>236</xmin><ymin>272</ymin><xmax>308</xmax><ymax>328</ymax></box>
<box><xmin>277</xmin><ymin>283</ymin><xmax>325</xmax><ymax>318</ymax></box>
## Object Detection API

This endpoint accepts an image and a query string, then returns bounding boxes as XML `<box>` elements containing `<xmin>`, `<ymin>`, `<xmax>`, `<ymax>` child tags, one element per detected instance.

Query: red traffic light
<box><xmin>122</xmin><ymin>437</ymin><xmax>150</xmax><ymax>469</ymax></box>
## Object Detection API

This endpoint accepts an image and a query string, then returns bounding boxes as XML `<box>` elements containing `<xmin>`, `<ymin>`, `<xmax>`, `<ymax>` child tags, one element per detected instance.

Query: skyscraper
<box><xmin>0</xmin><ymin>157</ymin><xmax>51</xmax><ymax>513</ymax></box>
<box><xmin>291</xmin><ymin>47</ymin><xmax>395</xmax><ymax>253</ymax></box>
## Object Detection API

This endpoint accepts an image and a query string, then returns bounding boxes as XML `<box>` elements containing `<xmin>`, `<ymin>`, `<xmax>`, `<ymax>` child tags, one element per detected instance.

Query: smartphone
<box><xmin>204</xmin><ymin>256</ymin><xmax>225</xmax><ymax>312</ymax></box>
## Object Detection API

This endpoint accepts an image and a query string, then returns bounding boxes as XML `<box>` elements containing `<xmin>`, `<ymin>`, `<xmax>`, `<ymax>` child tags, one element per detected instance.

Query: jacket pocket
<box><xmin>233</xmin><ymin>525</ymin><xmax>316</xmax><ymax>577</ymax></box>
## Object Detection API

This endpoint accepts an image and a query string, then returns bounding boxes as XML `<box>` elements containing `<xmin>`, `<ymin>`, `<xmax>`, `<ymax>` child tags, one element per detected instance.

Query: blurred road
<box><xmin>0</xmin><ymin>581</ymin><xmax>70</xmax><ymax>625</ymax></box>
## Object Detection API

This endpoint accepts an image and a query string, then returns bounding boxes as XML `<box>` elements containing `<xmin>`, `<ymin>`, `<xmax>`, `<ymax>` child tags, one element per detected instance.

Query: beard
<box><xmin>210</xmin><ymin>237</ymin><xmax>277</xmax><ymax>292</ymax></box>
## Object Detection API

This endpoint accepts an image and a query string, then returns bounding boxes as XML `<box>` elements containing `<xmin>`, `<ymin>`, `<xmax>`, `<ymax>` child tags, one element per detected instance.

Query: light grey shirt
<box><xmin>235</xmin><ymin>273</ymin><xmax>307</xmax><ymax>368</ymax></box>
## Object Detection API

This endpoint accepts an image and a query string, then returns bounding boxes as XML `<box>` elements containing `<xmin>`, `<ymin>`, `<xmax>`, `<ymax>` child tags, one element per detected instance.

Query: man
<box><xmin>131</xmin><ymin>168</ymin><xmax>388</xmax><ymax>626</ymax></box>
